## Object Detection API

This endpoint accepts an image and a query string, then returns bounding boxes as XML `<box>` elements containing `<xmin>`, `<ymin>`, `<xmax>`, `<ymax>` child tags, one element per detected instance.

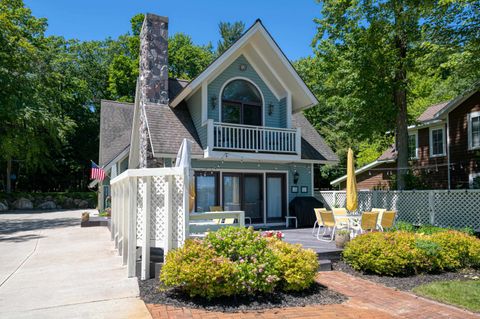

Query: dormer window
<box><xmin>221</xmin><ymin>79</ymin><xmax>262</xmax><ymax>126</ymax></box>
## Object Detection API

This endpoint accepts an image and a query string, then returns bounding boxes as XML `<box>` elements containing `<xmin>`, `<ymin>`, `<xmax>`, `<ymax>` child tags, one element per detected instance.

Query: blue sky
<box><xmin>24</xmin><ymin>0</ymin><xmax>321</xmax><ymax>61</ymax></box>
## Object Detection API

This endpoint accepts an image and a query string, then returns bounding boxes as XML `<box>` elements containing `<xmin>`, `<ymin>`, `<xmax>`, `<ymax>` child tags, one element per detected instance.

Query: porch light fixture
<box><xmin>293</xmin><ymin>170</ymin><xmax>299</xmax><ymax>184</ymax></box>
<box><xmin>268</xmin><ymin>103</ymin><xmax>274</xmax><ymax>115</ymax></box>
<box><xmin>211</xmin><ymin>96</ymin><xmax>217</xmax><ymax>109</ymax></box>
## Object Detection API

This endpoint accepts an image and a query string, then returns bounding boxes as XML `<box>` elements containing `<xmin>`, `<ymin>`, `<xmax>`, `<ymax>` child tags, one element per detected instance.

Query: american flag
<box><xmin>90</xmin><ymin>162</ymin><xmax>106</xmax><ymax>181</ymax></box>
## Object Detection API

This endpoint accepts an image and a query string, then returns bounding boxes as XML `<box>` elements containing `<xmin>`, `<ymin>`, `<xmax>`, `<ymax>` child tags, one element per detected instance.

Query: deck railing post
<box><xmin>207</xmin><ymin>119</ymin><xmax>214</xmax><ymax>150</ymax></box>
<box><xmin>183</xmin><ymin>167</ymin><xmax>190</xmax><ymax>244</ymax></box>
<box><xmin>165</xmin><ymin>175</ymin><xmax>173</xmax><ymax>255</ymax></box>
<box><xmin>127</xmin><ymin>177</ymin><xmax>137</xmax><ymax>277</ymax></box>
<box><xmin>141</xmin><ymin>176</ymin><xmax>151</xmax><ymax>280</ymax></box>
<box><xmin>122</xmin><ymin>181</ymin><xmax>128</xmax><ymax>265</ymax></box>
<box><xmin>295</xmin><ymin>127</ymin><xmax>301</xmax><ymax>155</ymax></box>
<box><xmin>429</xmin><ymin>190</ymin><xmax>436</xmax><ymax>225</ymax></box>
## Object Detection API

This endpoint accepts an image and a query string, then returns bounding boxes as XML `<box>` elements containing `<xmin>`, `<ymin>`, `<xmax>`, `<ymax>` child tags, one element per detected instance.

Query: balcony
<box><xmin>205</xmin><ymin>120</ymin><xmax>301</xmax><ymax>160</ymax></box>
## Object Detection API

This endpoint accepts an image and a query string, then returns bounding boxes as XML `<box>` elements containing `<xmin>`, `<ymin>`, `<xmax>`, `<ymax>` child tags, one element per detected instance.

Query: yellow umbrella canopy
<box><xmin>346</xmin><ymin>148</ymin><xmax>358</xmax><ymax>212</ymax></box>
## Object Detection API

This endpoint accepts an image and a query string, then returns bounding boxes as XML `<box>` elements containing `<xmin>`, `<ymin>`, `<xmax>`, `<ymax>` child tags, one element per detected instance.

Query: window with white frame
<box><xmin>470</xmin><ymin>172</ymin><xmax>480</xmax><ymax>189</ymax></box>
<box><xmin>430</xmin><ymin>127</ymin><xmax>445</xmax><ymax>157</ymax></box>
<box><xmin>408</xmin><ymin>133</ymin><xmax>418</xmax><ymax>159</ymax></box>
<box><xmin>468</xmin><ymin>111</ymin><xmax>480</xmax><ymax>150</ymax></box>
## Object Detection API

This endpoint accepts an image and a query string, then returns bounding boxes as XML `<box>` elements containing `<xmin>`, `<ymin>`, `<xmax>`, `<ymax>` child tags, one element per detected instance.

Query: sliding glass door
<box><xmin>223</xmin><ymin>173</ymin><xmax>263</xmax><ymax>223</ymax></box>
<box><xmin>266</xmin><ymin>173</ymin><xmax>286</xmax><ymax>223</ymax></box>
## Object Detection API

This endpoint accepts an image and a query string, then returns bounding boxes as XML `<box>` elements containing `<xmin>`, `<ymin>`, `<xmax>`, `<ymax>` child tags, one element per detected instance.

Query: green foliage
<box><xmin>343</xmin><ymin>232</ymin><xmax>429</xmax><ymax>276</ymax></box>
<box><xmin>429</xmin><ymin>231</ymin><xmax>480</xmax><ymax>270</ymax></box>
<box><xmin>267</xmin><ymin>239</ymin><xmax>318</xmax><ymax>291</ymax></box>
<box><xmin>296</xmin><ymin>0</ymin><xmax>480</xmax><ymax>188</ymax></box>
<box><xmin>343</xmin><ymin>230</ymin><xmax>480</xmax><ymax>276</ymax></box>
<box><xmin>216</xmin><ymin>21</ymin><xmax>245</xmax><ymax>56</ymax></box>
<box><xmin>205</xmin><ymin>227</ymin><xmax>279</xmax><ymax>295</ymax></box>
<box><xmin>168</xmin><ymin>33</ymin><xmax>213</xmax><ymax>80</ymax></box>
<box><xmin>160</xmin><ymin>239</ymin><xmax>238</xmax><ymax>299</ymax></box>
<box><xmin>161</xmin><ymin>227</ymin><xmax>319</xmax><ymax>299</ymax></box>
<box><xmin>391</xmin><ymin>221</ymin><xmax>416</xmax><ymax>233</ymax></box>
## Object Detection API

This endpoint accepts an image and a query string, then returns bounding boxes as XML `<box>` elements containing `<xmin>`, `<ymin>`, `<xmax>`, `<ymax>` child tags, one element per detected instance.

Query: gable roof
<box><xmin>170</xmin><ymin>20</ymin><xmax>318</xmax><ymax>112</ymax></box>
<box><xmin>417</xmin><ymin>101</ymin><xmax>450</xmax><ymax>123</ymax></box>
<box><xmin>292</xmin><ymin>113</ymin><xmax>338</xmax><ymax>162</ymax></box>
<box><xmin>143</xmin><ymin>102</ymin><xmax>203</xmax><ymax>156</ymax></box>
<box><xmin>99</xmin><ymin>100</ymin><xmax>134</xmax><ymax>167</ymax></box>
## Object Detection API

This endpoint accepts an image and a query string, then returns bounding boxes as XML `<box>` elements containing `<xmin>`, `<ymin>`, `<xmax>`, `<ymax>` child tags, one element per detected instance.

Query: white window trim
<box><xmin>467</xmin><ymin>111</ymin><xmax>480</xmax><ymax>151</ymax></box>
<box><xmin>469</xmin><ymin>172</ymin><xmax>480</xmax><ymax>189</ymax></box>
<box><xmin>429</xmin><ymin>126</ymin><xmax>446</xmax><ymax>157</ymax></box>
<box><xmin>408</xmin><ymin>131</ymin><xmax>419</xmax><ymax>159</ymax></box>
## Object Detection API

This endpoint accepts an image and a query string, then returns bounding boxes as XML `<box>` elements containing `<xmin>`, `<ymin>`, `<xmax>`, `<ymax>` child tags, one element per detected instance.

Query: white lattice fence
<box><xmin>315</xmin><ymin>190</ymin><xmax>480</xmax><ymax>229</ymax></box>
<box><xmin>110</xmin><ymin>167</ymin><xmax>189</xmax><ymax>279</ymax></box>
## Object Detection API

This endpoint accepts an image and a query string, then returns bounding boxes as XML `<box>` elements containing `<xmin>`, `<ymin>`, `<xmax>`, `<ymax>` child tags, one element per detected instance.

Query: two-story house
<box><xmin>331</xmin><ymin>83</ymin><xmax>480</xmax><ymax>190</ymax></box>
<box><xmin>97</xmin><ymin>14</ymin><xmax>338</xmax><ymax>226</ymax></box>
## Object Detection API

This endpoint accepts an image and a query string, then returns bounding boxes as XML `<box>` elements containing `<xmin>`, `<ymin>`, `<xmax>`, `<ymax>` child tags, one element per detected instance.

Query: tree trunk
<box><xmin>394</xmin><ymin>1</ymin><xmax>409</xmax><ymax>190</ymax></box>
<box><xmin>6</xmin><ymin>158</ymin><xmax>12</xmax><ymax>193</ymax></box>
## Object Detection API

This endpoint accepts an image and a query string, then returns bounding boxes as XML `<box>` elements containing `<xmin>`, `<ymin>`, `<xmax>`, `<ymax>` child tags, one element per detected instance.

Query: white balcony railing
<box><xmin>206</xmin><ymin>120</ymin><xmax>301</xmax><ymax>154</ymax></box>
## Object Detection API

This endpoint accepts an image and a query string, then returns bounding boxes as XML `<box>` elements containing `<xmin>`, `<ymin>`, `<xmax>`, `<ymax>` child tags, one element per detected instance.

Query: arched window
<box><xmin>221</xmin><ymin>79</ymin><xmax>262</xmax><ymax>126</ymax></box>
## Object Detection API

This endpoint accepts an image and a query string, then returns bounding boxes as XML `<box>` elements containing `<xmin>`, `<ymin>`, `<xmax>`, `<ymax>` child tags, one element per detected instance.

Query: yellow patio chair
<box><xmin>318</xmin><ymin>210</ymin><xmax>337</xmax><ymax>242</ymax></box>
<box><xmin>313</xmin><ymin>208</ymin><xmax>327</xmax><ymax>237</ymax></box>
<box><xmin>332</xmin><ymin>208</ymin><xmax>349</xmax><ymax>229</ymax></box>
<box><xmin>209</xmin><ymin>205</ymin><xmax>223</xmax><ymax>224</ymax></box>
<box><xmin>223</xmin><ymin>218</ymin><xmax>235</xmax><ymax>224</ymax></box>
<box><xmin>379</xmin><ymin>211</ymin><xmax>397</xmax><ymax>231</ymax></box>
<box><xmin>359</xmin><ymin>211</ymin><xmax>379</xmax><ymax>234</ymax></box>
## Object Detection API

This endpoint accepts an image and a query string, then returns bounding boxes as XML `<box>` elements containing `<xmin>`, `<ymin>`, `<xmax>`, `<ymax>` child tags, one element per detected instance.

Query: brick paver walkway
<box><xmin>146</xmin><ymin>271</ymin><xmax>480</xmax><ymax>319</ymax></box>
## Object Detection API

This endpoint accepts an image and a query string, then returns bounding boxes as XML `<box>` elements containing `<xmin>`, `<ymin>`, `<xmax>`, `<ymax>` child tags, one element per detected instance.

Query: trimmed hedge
<box><xmin>160</xmin><ymin>227</ymin><xmax>318</xmax><ymax>299</ymax></box>
<box><xmin>343</xmin><ymin>230</ymin><xmax>480</xmax><ymax>276</ymax></box>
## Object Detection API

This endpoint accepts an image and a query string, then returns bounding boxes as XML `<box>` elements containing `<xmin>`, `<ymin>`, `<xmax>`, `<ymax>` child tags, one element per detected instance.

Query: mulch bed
<box><xmin>332</xmin><ymin>260</ymin><xmax>480</xmax><ymax>291</ymax></box>
<box><xmin>138</xmin><ymin>278</ymin><xmax>347</xmax><ymax>312</ymax></box>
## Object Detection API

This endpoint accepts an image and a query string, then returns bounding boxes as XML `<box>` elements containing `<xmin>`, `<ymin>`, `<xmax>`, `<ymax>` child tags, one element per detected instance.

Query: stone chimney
<box><xmin>139</xmin><ymin>13</ymin><xmax>169</xmax><ymax>105</ymax></box>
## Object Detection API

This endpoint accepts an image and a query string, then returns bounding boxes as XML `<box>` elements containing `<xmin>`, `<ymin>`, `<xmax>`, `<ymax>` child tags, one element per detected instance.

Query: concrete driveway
<box><xmin>0</xmin><ymin>209</ymin><xmax>151</xmax><ymax>319</ymax></box>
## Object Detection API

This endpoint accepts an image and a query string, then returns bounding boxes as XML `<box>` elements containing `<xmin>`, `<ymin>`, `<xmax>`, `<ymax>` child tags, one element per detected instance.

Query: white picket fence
<box><xmin>315</xmin><ymin>190</ymin><xmax>480</xmax><ymax>230</ymax></box>
<box><xmin>110</xmin><ymin>167</ymin><xmax>245</xmax><ymax>279</ymax></box>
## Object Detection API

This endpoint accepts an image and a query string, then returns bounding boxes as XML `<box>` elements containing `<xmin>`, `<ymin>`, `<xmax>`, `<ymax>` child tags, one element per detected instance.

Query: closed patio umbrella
<box><xmin>175</xmin><ymin>139</ymin><xmax>195</xmax><ymax>213</ymax></box>
<box><xmin>346</xmin><ymin>148</ymin><xmax>358</xmax><ymax>212</ymax></box>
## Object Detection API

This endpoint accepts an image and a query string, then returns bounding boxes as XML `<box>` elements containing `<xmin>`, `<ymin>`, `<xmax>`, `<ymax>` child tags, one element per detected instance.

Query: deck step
<box><xmin>317</xmin><ymin>249</ymin><xmax>342</xmax><ymax>261</ymax></box>
<box><xmin>318</xmin><ymin>259</ymin><xmax>332</xmax><ymax>271</ymax></box>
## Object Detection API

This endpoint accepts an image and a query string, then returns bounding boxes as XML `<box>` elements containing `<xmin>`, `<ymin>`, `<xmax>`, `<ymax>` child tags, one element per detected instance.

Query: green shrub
<box><xmin>391</xmin><ymin>221</ymin><xmax>415</xmax><ymax>233</ymax></box>
<box><xmin>267</xmin><ymin>239</ymin><xmax>318</xmax><ymax>291</ymax></box>
<box><xmin>205</xmin><ymin>227</ymin><xmax>279</xmax><ymax>294</ymax></box>
<box><xmin>343</xmin><ymin>232</ymin><xmax>428</xmax><ymax>276</ymax></box>
<box><xmin>161</xmin><ymin>227</ymin><xmax>319</xmax><ymax>299</ymax></box>
<box><xmin>160</xmin><ymin>239</ymin><xmax>238</xmax><ymax>299</ymax></box>
<box><xmin>417</xmin><ymin>224</ymin><xmax>475</xmax><ymax>236</ymax></box>
<box><xmin>343</xmin><ymin>230</ymin><xmax>480</xmax><ymax>276</ymax></box>
<box><xmin>429</xmin><ymin>231</ymin><xmax>480</xmax><ymax>270</ymax></box>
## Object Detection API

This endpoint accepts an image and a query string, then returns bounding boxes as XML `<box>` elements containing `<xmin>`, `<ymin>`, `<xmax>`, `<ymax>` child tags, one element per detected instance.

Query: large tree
<box><xmin>306</xmin><ymin>0</ymin><xmax>479</xmax><ymax>189</ymax></box>
<box><xmin>216</xmin><ymin>21</ymin><xmax>245</xmax><ymax>55</ymax></box>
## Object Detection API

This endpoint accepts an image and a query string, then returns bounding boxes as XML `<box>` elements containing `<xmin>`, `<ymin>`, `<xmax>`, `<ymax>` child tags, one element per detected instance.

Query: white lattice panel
<box><xmin>151</xmin><ymin>176</ymin><xmax>167</xmax><ymax>242</ymax></box>
<box><xmin>433</xmin><ymin>190</ymin><xmax>480</xmax><ymax>229</ymax></box>
<box><xmin>136</xmin><ymin>177</ymin><xmax>146</xmax><ymax>240</ymax></box>
<box><xmin>172</xmin><ymin>175</ymin><xmax>185</xmax><ymax>247</ymax></box>
<box><xmin>316</xmin><ymin>190</ymin><xmax>480</xmax><ymax>229</ymax></box>
<box><xmin>315</xmin><ymin>192</ymin><xmax>335</xmax><ymax>209</ymax></box>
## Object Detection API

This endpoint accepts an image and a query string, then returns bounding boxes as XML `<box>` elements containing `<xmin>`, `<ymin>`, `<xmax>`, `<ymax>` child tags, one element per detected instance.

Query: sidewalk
<box><xmin>0</xmin><ymin>210</ymin><xmax>151</xmax><ymax>319</ymax></box>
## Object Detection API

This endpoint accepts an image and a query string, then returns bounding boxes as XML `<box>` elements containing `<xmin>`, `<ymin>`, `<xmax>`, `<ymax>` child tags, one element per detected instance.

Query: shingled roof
<box><xmin>99</xmin><ymin>100</ymin><xmax>134</xmax><ymax>167</ymax></box>
<box><xmin>143</xmin><ymin>102</ymin><xmax>204</xmax><ymax>156</ymax></box>
<box><xmin>291</xmin><ymin>113</ymin><xmax>338</xmax><ymax>162</ymax></box>
<box><xmin>416</xmin><ymin>101</ymin><xmax>450</xmax><ymax>123</ymax></box>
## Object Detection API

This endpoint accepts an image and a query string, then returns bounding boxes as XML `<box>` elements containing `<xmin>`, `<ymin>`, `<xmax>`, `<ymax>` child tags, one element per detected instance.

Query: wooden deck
<box><xmin>281</xmin><ymin>227</ymin><xmax>342</xmax><ymax>257</ymax></box>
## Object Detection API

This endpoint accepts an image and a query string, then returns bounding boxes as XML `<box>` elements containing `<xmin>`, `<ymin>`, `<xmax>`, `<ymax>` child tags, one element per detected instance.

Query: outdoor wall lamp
<box><xmin>268</xmin><ymin>103</ymin><xmax>274</xmax><ymax>115</ymax></box>
<box><xmin>293</xmin><ymin>170</ymin><xmax>299</xmax><ymax>184</ymax></box>
<box><xmin>211</xmin><ymin>96</ymin><xmax>218</xmax><ymax>110</ymax></box>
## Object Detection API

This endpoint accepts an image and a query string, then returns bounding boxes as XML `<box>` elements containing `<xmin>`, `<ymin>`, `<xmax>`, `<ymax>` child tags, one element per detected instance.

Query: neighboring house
<box><xmin>97</xmin><ymin>14</ymin><xmax>338</xmax><ymax>225</ymax></box>
<box><xmin>331</xmin><ymin>84</ymin><xmax>480</xmax><ymax>190</ymax></box>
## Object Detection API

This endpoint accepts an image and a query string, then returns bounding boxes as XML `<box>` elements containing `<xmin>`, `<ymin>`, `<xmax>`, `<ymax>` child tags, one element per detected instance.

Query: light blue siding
<box><xmin>207</xmin><ymin>55</ymin><xmax>286</xmax><ymax>128</ymax></box>
<box><xmin>186</xmin><ymin>89</ymin><xmax>207</xmax><ymax>147</ymax></box>
<box><xmin>191</xmin><ymin>159</ymin><xmax>312</xmax><ymax>201</ymax></box>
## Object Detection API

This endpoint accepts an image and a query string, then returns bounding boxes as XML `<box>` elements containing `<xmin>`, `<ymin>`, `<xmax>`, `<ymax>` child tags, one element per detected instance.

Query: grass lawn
<box><xmin>413</xmin><ymin>280</ymin><xmax>480</xmax><ymax>312</ymax></box>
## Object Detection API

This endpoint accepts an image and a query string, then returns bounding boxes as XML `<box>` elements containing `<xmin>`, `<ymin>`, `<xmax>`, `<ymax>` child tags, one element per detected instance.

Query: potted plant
<box><xmin>335</xmin><ymin>229</ymin><xmax>350</xmax><ymax>248</ymax></box>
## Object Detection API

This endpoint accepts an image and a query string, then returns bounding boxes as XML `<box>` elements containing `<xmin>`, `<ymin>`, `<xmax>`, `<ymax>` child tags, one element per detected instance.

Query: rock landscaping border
<box><xmin>0</xmin><ymin>192</ymin><xmax>96</xmax><ymax>211</ymax></box>
<box><xmin>138</xmin><ymin>278</ymin><xmax>347</xmax><ymax>313</ymax></box>
<box><xmin>332</xmin><ymin>260</ymin><xmax>480</xmax><ymax>291</ymax></box>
